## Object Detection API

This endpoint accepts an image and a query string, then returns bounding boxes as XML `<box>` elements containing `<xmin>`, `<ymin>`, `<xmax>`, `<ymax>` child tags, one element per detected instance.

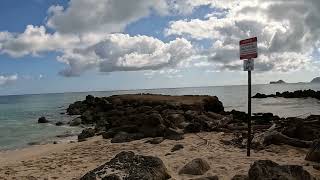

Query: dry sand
<box><xmin>0</xmin><ymin>132</ymin><xmax>319</xmax><ymax>180</ymax></box>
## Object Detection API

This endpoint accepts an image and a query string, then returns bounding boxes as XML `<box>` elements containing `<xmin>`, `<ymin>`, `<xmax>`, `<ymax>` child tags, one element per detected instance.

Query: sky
<box><xmin>0</xmin><ymin>0</ymin><xmax>320</xmax><ymax>95</ymax></box>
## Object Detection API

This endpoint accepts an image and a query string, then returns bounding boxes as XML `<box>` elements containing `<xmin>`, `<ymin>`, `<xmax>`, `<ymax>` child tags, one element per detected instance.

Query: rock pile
<box><xmin>233</xmin><ymin>160</ymin><xmax>315</xmax><ymax>180</ymax></box>
<box><xmin>252</xmin><ymin>89</ymin><xmax>320</xmax><ymax>100</ymax></box>
<box><xmin>80</xmin><ymin>151</ymin><xmax>171</xmax><ymax>180</ymax></box>
<box><xmin>66</xmin><ymin>94</ymin><xmax>231</xmax><ymax>142</ymax></box>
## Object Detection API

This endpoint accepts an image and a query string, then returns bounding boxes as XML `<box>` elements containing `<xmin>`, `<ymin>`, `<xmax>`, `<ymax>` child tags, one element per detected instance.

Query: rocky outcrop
<box><xmin>38</xmin><ymin>116</ymin><xmax>49</xmax><ymax>123</ymax></box>
<box><xmin>252</xmin><ymin>89</ymin><xmax>320</xmax><ymax>100</ymax></box>
<box><xmin>248</xmin><ymin>160</ymin><xmax>315</xmax><ymax>180</ymax></box>
<box><xmin>80</xmin><ymin>151</ymin><xmax>171</xmax><ymax>180</ymax></box>
<box><xmin>270</xmin><ymin>80</ymin><xmax>286</xmax><ymax>84</ymax></box>
<box><xmin>179</xmin><ymin>158</ymin><xmax>210</xmax><ymax>175</ymax></box>
<box><xmin>305</xmin><ymin>140</ymin><xmax>320</xmax><ymax>163</ymax></box>
<box><xmin>145</xmin><ymin>137</ymin><xmax>164</xmax><ymax>144</ymax></box>
<box><xmin>311</xmin><ymin>77</ymin><xmax>320</xmax><ymax>83</ymax></box>
<box><xmin>67</xmin><ymin>94</ymin><xmax>227</xmax><ymax>143</ymax></box>
<box><xmin>69</xmin><ymin>117</ymin><xmax>82</xmax><ymax>126</ymax></box>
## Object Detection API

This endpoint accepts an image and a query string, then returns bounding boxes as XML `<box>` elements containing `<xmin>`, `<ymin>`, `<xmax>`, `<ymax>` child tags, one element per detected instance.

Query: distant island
<box><xmin>270</xmin><ymin>80</ymin><xmax>286</xmax><ymax>84</ymax></box>
<box><xmin>311</xmin><ymin>77</ymin><xmax>320</xmax><ymax>83</ymax></box>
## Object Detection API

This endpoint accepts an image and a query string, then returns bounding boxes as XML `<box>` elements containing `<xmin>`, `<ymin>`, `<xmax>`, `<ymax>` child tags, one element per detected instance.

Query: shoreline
<box><xmin>1</xmin><ymin>133</ymin><xmax>319</xmax><ymax>179</ymax></box>
<box><xmin>1</xmin><ymin>93</ymin><xmax>320</xmax><ymax>179</ymax></box>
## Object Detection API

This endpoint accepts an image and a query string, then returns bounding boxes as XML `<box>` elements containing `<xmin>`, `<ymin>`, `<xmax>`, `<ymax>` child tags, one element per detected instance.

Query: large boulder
<box><xmin>305</xmin><ymin>140</ymin><xmax>320</xmax><ymax>163</ymax></box>
<box><xmin>202</xmin><ymin>96</ymin><xmax>224</xmax><ymax>113</ymax></box>
<box><xmin>179</xmin><ymin>158</ymin><xmax>210</xmax><ymax>175</ymax></box>
<box><xmin>80</xmin><ymin>151</ymin><xmax>171</xmax><ymax>180</ymax></box>
<box><xmin>248</xmin><ymin>160</ymin><xmax>315</xmax><ymax>180</ymax></box>
<box><xmin>67</xmin><ymin>101</ymin><xmax>87</xmax><ymax>115</ymax></box>
<box><xmin>69</xmin><ymin>117</ymin><xmax>82</xmax><ymax>126</ymax></box>
<box><xmin>38</xmin><ymin>116</ymin><xmax>49</xmax><ymax>123</ymax></box>
<box><xmin>78</xmin><ymin>128</ymin><xmax>95</xmax><ymax>141</ymax></box>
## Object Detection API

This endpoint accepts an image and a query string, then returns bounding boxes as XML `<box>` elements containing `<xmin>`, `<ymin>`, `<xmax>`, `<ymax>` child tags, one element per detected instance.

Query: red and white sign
<box><xmin>240</xmin><ymin>37</ymin><xmax>257</xmax><ymax>60</ymax></box>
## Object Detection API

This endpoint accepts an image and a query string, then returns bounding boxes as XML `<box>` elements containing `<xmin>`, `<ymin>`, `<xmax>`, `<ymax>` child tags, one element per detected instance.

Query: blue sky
<box><xmin>0</xmin><ymin>0</ymin><xmax>319</xmax><ymax>95</ymax></box>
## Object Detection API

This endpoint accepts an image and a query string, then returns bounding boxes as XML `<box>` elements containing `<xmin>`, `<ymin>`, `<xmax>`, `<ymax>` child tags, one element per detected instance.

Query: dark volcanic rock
<box><xmin>190</xmin><ymin>176</ymin><xmax>219</xmax><ymax>180</ymax></box>
<box><xmin>55</xmin><ymin>121</ymin><xmax>64</xmax><ymax>126</ymax></box>
<box><xmin>202</xmin><ymin>96</ymin><xmax>224</xmax><ymax>113</ymax></box>
<box><xmin>248</xmin><ymin>160</ymin><xmax>315</xmax><ymax>180</ymax></box>
<box><xmin>281</xmin><ymin>118</ymin><xmax>320</xmax><ymax>141</ymax></box>
<box><xmin>78</xmin><ymin>128</ymin><xmax>95</xmax><ymax>141</ymax></box>
<box><xmin>252</xmin><ymin>89</ymin><xmax>320</xmax><ymax>100</ymax></box>
<box><xmin>231</xmin><ymin>175</ymin><xmax>248</xmax><ymax>180</ymax></box>
<box><xmin>171</xmin><ymin>144</ymin><xmax>184</xmax><ymax>152</ymax></box>
<box><xmin>164</xmin><ymin>128</ymin><xmax>184</xmax><ymax>140</ymax></box>
<box><xmin>179</xmin><ymin>158</ymin><xmax>210</xmax><ymax>175</ymax></box>
<box><xmin>270</xmin><ymin>80</ymin><xmax>286</xmax><ymax>84</ymax></box>
<box><xmin>38</xmin><ymin>116</ymin><xmax>49</xmax><ymax>123</ymax></box>
<box><xmin>80</xmin><ymin>151</ymin><xmax>171</xmax><ymax>180</ymax></box>
<box><xmin>305</xmin><ymin>140</ymin><xmax>320</xmax><ymax>163</ymax></box>
<box><xmin>69</xmin><ymin>117</ymin><xmax>82</xmax><ymax>126</ymax></box>
<box><xmin>145</xmin><ymin>137</ymin><xmax>164</xmax><ymax>144</ymax></box>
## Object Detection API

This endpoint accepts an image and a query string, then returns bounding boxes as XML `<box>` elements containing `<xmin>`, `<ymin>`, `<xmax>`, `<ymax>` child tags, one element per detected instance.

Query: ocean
<box><xmin>1</xmin><ymin>83</ymin><xmax>320</xmax><ymax>150</ymax></box>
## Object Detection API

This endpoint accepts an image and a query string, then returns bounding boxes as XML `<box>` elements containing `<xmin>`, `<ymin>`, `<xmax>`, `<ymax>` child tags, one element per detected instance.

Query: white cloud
<box><xmin>58</xmin><ymin>34</ymin><xmax>194</xmax><ymax>76</ymax></box>
<box><xmin>166</xmin><ymin>0</ymin><xmax>320</xmax><ymax>72</ymax></box>
<box><xmin>0</xmin><ymin>74</ymin><xmax>18</xmax><ymax>86</ymax></box>
<box><xmin>0</xmin><ymin>25</ymin><xmax>79</xmax><ymax>57</ymax></box>
<box><xmin>46</xmin><ymin>0</ymin><xmax>169</xmax><ymax>35</ymax></box>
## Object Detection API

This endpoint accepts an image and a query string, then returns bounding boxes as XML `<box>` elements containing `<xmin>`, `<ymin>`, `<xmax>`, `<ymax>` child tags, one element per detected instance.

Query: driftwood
<box><xmin>262</xmin><ymin>130</ymin><xmax>313</xmax><ymax>148</ymax></box>
<box><xmin>226</xmin><ymin>125</ymin><xmax>272</xmax><ymax>131</ymax></box>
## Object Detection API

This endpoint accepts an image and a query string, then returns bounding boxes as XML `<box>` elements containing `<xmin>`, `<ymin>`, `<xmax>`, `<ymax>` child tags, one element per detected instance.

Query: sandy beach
<box><xmin>1</xmin><ymin>132</ymin><xmax>319</xmax><ymax>180</ymax></box>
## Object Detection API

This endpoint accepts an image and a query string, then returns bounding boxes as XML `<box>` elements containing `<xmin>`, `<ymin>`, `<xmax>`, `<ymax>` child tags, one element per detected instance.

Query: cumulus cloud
<box><xmin>46</xmin><ymin>0</ymin><xmax>169</xmax><ymax>35</ymax></box>
<box><xmin>58</xmin><ymin>34</ymin><xmax>194</xmax><ymax>76</ymax></box>
<box><xmin>0</xmin><ymin>74</ymin><xmax>18</xmax><ymax>86</ymax></box>
<box><xmin>0</xmin><ymin>25</ymin><xmax>79</xmax><ymax>57</ymax></box>
<box><xmin>166</xmin><ymin>0</ymin><xmax>320</xmax><ymax>72</ymax></box>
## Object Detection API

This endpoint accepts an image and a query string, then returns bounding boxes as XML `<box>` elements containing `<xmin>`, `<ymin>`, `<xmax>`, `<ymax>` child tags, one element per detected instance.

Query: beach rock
<box><xmin>190</xmin><ymin>176</ymin><xmax>219</xmax><ymax>180</ymax></box>
<box><xmin>164</xmin><ymin>128</ymin><xmax>184</xmax><ymax>140</ymax></box>
<box><xmin>248</xmin><ymin>160</ymin><xmax>315</xmax><ymax>180</ymax></box>
<box><xmin>38</xmin><ymin>116</ymin><xmax>49</xmax><ymax>123</ymax></box>
<box><xmin>167</xmin><ymin>113</ymin><xmax>185</xmax><ymax>128</ymax></box>
<box><xmin>202</xmin><ymin>96</ymin><xmax>224</xmax><ymax>113</ymax></box>
<box><xmin>313</xmin><ymin>165</ymin><xmax>320</xmax><ymax>171</ymax></box>
<box><xmin>55</xmin><ymin>121</ymin><xmax>64</xmax><ymax>126</ymax></box>
<box><xmin>184</xmin><ymin>123</ymin><xmax>202</xmax><ymax>133</ymax></box>
<box><xmin>101</xmin><ymin>131</ymin><xmax>114</xmax><ymax>139</ymax></box>
<box><xmin>80</xmin><ymin>151</ymin><xmax>171</xmax><ymax>180</ymax></box>
<box><xmin>231</xmin><ymin>175</ymin><xmax>249</xmax><ymax>180</ymax></box>
<box><xmin>67</xmin><ymin>101</ymin><xmax>86</xmax><ymax>115</ymax></box>
<box><xmin>179</xmin><ymin>158</ymin><xmax>210</xmax><ymax>175</ymax></box>
<box><xmin>145</xmin><ymin>137</ymin><xmax>164</xmax><ymax>144</ymax></box>
<box><xmin>69</xmin><ymin>117</ymin><xmax>82</xmax><ymax>126</ymax></box>
<box><xmin>78</xmin><ymin>128</ymin><xmax>95</xmax><ymax>141</ymax></box>
<box><xmin>171</xmin><ymin>144</ymin><xmax>184</xmax><ymax>152</ymax></box>
<box><xmin>252</xmin><ymin>93</ymin><xmax>268</xmax><ymax>98</ymax></box>
<box><xmin>305</xmin><ymin>140</ymin><xmax>320</xmax><ymax>162</ymax></box>
<box><xmin>270</xmin><ymin>80</ymin><xmax>286</xmax><ymax>84</ymax></box>
<box><xmin>111</xmin><ymin>132</ymin><xmax>144</xmax><ymax>143</ymax></box>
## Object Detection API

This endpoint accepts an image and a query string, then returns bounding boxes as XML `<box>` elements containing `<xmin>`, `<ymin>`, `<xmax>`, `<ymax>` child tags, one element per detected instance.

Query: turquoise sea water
<box><xmin>1</xmin><ymin>83</ymin><xmax>320</xmax><ymax>150</ymax></box>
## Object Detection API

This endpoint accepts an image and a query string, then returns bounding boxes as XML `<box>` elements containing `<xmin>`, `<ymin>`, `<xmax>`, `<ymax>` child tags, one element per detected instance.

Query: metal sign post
<box><xmin>240</xmin><ymin>37</ymin><xmax>257</xmax><ymax>157</ymax></box>
<box><xmin>247</xmin><ymin>64</ymin><xmax>252</xmax><ymax>157</ymax></box>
